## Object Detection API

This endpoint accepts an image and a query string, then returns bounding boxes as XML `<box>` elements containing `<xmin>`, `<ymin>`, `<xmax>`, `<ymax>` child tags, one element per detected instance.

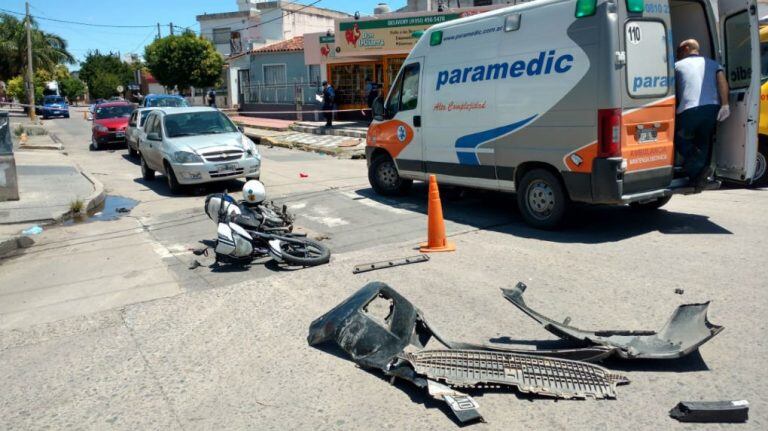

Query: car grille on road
<box><xmin>209</xmin><ymin>168</ymin><xmax>244</xmax><ymax>178</ymax></box>
<box><xmin>202</xmin><ymin>149</ymin><xmax>244</xmax><ymax>163</ymax></box>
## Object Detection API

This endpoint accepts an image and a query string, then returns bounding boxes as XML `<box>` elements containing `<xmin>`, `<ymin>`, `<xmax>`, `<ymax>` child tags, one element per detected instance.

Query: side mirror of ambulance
<box><xmin>372</xmin><ymin>96</ymin><xmax>386</xmax><ymax>121</ymax></box>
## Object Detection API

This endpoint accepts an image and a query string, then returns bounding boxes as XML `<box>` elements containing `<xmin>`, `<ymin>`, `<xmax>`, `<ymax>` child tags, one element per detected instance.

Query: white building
<box><xmin>197</xmin><ymin>0</ymin><xmax>349</xmax><ymax>108</ymax></box>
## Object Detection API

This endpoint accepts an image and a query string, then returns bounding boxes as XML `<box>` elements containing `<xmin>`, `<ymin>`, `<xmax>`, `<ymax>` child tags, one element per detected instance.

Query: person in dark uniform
<box><xmin>321</xmin><ymin>81</ymin><xmax>335</xmax><ymax>128</ymax></box>
<box><xmin>207</xmin><ymin>89</ymin><xmax>217</xmax><ymax>108</ymax></box>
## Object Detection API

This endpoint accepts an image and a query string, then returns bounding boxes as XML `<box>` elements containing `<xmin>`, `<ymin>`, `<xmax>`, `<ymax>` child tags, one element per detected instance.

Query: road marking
<box><xmin>150</xmin><ymin>241</ymin><xmax>174</xmax><ymax>259</ymax></box>
<box><xmin>340</xmin><ymin>191</ymin><xmax>414</xmax><ymax>215</ymax></box>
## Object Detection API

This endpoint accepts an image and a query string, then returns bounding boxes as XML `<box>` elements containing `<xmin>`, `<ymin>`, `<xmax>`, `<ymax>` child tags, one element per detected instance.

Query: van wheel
<box><xmin>516</xmin><ymin>169</ymin><xmax>568</xmax><ymax>230</ymax></box>
<box><xmin>369</xmin><ymin>155</ymin><xmax>412</xmax><ymax>195</ymax></box>
<box><xmin>141</xmin><ymin>156</ymin><xmax>155</xmax><ymax>181</ymax></box>
<box><xmin>750</xmin><ymin>142</ymin><xmax>768</xmax><ymax>188</ymax></box>
<box><xmin>165</xmin><ymin>162</ymin><xmax>183</xmax><ymax>195</ymax></box>
<box><xmin>629</xmin><ymin>196</ymin><xmax>672</xmax><ymax>210</ymax></box>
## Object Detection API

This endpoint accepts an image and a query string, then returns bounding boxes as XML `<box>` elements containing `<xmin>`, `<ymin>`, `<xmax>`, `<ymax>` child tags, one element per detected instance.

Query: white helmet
<box><xmin>242</xmin><ymin>180</ymin><xmax>266</xmax><ymax>205</ymax></box>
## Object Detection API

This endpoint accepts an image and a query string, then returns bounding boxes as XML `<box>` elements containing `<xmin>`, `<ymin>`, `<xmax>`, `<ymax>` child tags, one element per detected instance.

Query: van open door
<box><xmin>714</xmin><ymin>0</ymin><xmax>760</xmax><ymax>182</ymax></box>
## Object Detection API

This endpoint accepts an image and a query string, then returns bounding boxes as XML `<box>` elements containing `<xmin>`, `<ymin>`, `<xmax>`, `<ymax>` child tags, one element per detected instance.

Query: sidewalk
<box><xmin>243</xmin><ymin>127</ymin><xmax>366</xmax><ymax>159</ymax></box>
<box><xmin>0</xmin><ymin>149</ymin><xmax>104</xmax><ymax>255</ymax></box>
<box><xmin>228</xmin><ymin>115</ymin><xmax>294</xmax><ymax>131</ymax></box>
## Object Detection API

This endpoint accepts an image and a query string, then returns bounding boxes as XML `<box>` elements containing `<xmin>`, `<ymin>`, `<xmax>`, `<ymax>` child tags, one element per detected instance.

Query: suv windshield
<box><xmin>44</xmin><ymin>96</ymin><xmax>65</xmax><ymax>105</ymax></box>
<box><xmin>164</xmin><ymin>111</ymin><xmax>238</xmax><ymax>138</ymax></box>
<box><xmin>95</xmin><ymin>105</ymin><xmax>133</xmax><ymax>119</ymax></box>
<box><xmin>147</xmin><ymin>97</ymin><xmax>189</xmax><ymax>107</ymax></box>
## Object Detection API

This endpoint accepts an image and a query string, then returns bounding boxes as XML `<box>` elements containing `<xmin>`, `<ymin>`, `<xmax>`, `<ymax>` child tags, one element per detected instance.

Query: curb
<box><xmin>0</xmin><ymin>160</ymin><xmax>105</xmax><ymax>258</ymax></box>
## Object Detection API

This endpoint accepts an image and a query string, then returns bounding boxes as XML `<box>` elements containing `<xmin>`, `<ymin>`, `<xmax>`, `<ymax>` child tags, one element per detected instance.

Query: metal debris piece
<box><xmin>308</xmin><ymin>282</ymin><xmax>629</xmax><ymax>424</ymax></box>
<box><xmin>501</xmin><ymin>282</ymin><xmax>724</xmax><ymax>359</ymax></box>
<box><xmin>352</xmin><ymin>255</ymin><xmax>429</xmax><ymax>274</ymax></box>
<box><xmin>669</xmin><ymin>400</ymin><xmax>749</xmax><ymax>423</ymax></box>
<box><xmin>406</xmin><ymin>350</ymin><xmax>628</xmax><ymax>400</ymax></box>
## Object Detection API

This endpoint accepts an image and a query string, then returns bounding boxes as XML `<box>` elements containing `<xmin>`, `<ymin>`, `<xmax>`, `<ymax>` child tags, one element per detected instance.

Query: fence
<box><xmin>243</xmin><ymin>82</ymin><xmax>321</xmax><ymax>106</ymax></box>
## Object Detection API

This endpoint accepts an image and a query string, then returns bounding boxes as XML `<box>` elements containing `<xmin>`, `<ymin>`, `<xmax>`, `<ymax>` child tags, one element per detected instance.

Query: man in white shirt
<box><xmin>674</xmin><ymin>39</ymin><xmax>730</xmax><ymax>189</ymax></box>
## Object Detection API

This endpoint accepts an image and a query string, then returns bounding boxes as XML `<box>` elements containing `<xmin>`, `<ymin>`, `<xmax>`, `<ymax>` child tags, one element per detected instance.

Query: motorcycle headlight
<box><xmin>173</xmin><ymin>151</ymin><xmax>203</xmax><ymax>164</ymax></box>
<box><xmin>94</xmin><ymin>124</ymin><xmax>108</xmax><ymax>133</ymax></box>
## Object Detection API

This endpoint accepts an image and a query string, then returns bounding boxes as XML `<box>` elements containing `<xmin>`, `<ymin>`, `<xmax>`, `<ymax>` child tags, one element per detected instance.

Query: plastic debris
<box><xmin>21</xmin><ymin>225</ymin><xmax>43</xmax><ymax>236</ymax></box>
<box><xmin>299</xmin><ymin>172</ymin><xmax>309</xmax><ymax>178</ymax></box>
<box><xmin>670</xmin><ymin>400</ymin><xmax>749</xmax><ymax>423</ymax></box>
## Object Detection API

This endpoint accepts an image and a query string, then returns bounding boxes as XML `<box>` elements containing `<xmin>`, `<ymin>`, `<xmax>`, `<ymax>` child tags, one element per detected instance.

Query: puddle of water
<box><xmin>64</xmin><ymin>195</ymin><xmax>139</xmax><ymax>225</ymax></box>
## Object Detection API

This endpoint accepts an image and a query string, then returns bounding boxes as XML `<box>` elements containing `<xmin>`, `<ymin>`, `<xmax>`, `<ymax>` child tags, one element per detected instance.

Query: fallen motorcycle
<box><xmin>203</xmin><ymin>182</ymin><xmax>330</xmax><ymax>267</ymax></box>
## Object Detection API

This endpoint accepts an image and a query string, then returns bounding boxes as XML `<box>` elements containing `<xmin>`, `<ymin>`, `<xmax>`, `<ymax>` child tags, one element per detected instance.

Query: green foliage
<box><xmin>6</xmin><ymin>70</ymin><xmax>49</xmax><ymax>103</ymax></box>
<box><xmin>144</xmin><ymin>32</ymin><xmax>224</xmax><ymax>90</ymax></box>
<box><xmin>0</xmin><ymin>13</ymin><xmax>75</xmax><ymax>81</ymax></box>
<box><xmin>89</xmin><ymin>73</ymin><xmax>122</xmax><ymax>100</ymax></box>
<box><xmin>59</xmin><ymin>76</ymin><xmax>86</xmax><ymax>101</ymax></box>
<box><xmin>78</xmin><ymin>51</ymin><xmax>134</xmax><ymax>100</ymax></box>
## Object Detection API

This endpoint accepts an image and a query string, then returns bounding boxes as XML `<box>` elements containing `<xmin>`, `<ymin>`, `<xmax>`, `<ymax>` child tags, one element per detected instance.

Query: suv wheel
<box><xmin>516</xmin><ymin>168</ymin><xmax>568</xmax><ymax>230</ymax></box>
<box><xmin>368</xmin><ymin>154</ymin><xmax>412</xmax><ymax>196</ymax></box>
<box><xmin>751</xmin><ymin>142</ymin><xmax>768</xmax><ymax>188</ymax></box>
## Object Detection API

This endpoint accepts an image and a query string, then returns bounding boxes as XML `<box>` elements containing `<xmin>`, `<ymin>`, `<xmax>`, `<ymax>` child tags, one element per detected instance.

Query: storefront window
<box><xmin>329</xmin><ymin>63</ymin><xmax>376</xmax><ymax>106</ymax></box>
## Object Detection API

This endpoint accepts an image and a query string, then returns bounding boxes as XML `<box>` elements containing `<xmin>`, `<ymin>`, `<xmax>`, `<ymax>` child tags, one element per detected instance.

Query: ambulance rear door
<box><xmin>714</xmin><ymin>0</ymin><xmax>760</xmax><ymax>182</ymax></box>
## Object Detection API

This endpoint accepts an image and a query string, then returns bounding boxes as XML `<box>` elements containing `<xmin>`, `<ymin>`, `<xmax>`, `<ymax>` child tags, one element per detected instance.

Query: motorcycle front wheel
<box><xmin>277</xmin><ymin>237</ymin><xmax>331</xmax><ymax>266</ymax></box>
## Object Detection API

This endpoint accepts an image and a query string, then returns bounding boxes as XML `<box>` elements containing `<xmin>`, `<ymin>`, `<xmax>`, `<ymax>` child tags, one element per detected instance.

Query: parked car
<box><xmin>138</xmin><ymin>107</ymin><xmax>261</xmax><ymax>194</ymax></box>
<box><xmin>91</xmin><ymin>102</ymin><xmax>134</xmax><ymax>151</ymax></box>
<box><xmin>141</xmin><ymin>94</ymin><xmax>189</xmax><ymax>108</ymax></box>
<box><xmin>126</xmin><ymin>107</ymin><xmax>158</xmax><ymax>157</ymax></box>
<box><xmin>38</xmin><ymin>95</ymin><xmax>69</xmax><ymax>119</ymax></box>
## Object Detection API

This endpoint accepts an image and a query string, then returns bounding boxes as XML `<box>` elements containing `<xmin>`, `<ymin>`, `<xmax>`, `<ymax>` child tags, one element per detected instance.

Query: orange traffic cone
<box><xmin>420</xmin><ymin>175</ymin><xmax>455</xmax><ymax>253</ymax></box>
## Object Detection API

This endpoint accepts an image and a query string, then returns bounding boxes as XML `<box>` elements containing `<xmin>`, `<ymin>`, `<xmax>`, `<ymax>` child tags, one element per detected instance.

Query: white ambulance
<box><xmin>366</xmin><ymin>0</ymin><xmax>759</xmax><ymax>228</ymax></box>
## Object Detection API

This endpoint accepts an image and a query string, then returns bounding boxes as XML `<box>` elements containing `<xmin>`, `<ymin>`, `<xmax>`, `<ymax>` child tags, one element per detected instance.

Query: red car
<box><xmin>91</xmin><ymin>102</ymin><xmax>134</xmax><ymax>150</ymax></box>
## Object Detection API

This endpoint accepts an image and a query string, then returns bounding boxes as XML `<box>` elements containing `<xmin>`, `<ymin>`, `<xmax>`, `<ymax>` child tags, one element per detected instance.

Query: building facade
<box><xmin>197</xmin><ymin>1</ymin><xmax>349</xmax><ymax>108</ymax></box>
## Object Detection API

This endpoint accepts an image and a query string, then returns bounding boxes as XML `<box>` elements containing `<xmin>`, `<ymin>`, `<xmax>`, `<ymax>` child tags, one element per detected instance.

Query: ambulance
<box><xmin>366</xmin><ymin>0</ymin><xmax>760</xmax><ymax>229</ymax></box>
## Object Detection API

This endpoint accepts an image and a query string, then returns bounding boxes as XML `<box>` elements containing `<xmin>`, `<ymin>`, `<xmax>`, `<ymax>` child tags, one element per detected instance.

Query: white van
<box><xmin>366</xmin><ymin>0</ymin><xmax>759</xmax><ymax>228</ymax></box>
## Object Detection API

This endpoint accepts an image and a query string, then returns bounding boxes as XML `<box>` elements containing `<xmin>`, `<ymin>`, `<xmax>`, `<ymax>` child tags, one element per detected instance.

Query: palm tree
<box><xmin>0</xmin><ymin>13</ymin><xmax>75</xmax><ymax>82</ymax></box>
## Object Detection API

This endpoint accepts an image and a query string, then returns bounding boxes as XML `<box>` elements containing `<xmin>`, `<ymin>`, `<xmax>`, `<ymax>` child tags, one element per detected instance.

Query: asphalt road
<box><xmin>1</xmin><ymin>114</ymin><xmax>767</xmax><ymax>430</ymax></box>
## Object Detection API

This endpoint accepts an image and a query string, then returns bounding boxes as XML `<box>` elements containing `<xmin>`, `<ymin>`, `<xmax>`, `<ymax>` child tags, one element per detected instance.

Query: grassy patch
<box><xmin>69</xmin><ymin>198</ymin><xmax>84</xmax><ymax>214</ymax></box>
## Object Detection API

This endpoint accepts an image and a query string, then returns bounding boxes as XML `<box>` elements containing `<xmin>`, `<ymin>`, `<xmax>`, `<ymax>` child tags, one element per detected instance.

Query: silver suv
<box><xmin>138</xmin><ymin>107</ymin><xmax>261</xmax><ymax>194</ymax></box>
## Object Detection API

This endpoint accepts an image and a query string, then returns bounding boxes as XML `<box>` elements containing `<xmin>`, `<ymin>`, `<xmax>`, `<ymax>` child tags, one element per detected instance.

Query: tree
<box><xmin>78</xmin><ymin>51</ymin><xmax>134</xmax><ymax>100</ymax></box>
<box><xmin>59</xmin><ymin>76</ymin><xmax>86</xmax><ymax>101</ymax></box>
<box><xmin>144</xmin><ymin>32</ymin><xmax>224</xmax><ymax>91</ymax></box>
<box><xmin>6</xmin><ymin>70</ymin><xmax>48</xmax><ymax>103</ymax></box>
<box><xmin>0</xmin><ymin>13</ymin><xmax>75</xmax><ymax>82</ymax></box>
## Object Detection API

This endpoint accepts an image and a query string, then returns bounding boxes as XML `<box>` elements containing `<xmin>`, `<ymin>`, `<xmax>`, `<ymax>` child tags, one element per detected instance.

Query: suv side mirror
<box><xmin>146</xmin><ymin>132</ymin><xmax>161</xmax><ymax>141</ymax></box>
<box><xmin>372</xmin><ymin>96</ymin><xmax>386</xmax><ymax>121</ymax></box>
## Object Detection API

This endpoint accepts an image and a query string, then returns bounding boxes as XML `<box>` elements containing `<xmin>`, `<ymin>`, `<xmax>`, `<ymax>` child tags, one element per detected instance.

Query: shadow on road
<box><xmin>353</xmin><ymin>184</ymin><xmax>732</xmax><ymax>244</ymax></box>
<box><xmin>133</xmin><ymin>177</ymin><xmax>247</xmax><ymax>198</ymax></box>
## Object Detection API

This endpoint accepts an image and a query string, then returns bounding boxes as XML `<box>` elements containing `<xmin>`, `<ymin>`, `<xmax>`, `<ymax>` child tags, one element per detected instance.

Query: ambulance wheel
<box><xmin>749</xmin><ymin>141</ymin><xmax>768</xmax><ymax>188</ymax></box>
<box><xmin>369</xmin><ymin>154</ymin><xmax>412</xmax><ymax>196</ymax></box>
<box><xmin>629</xmin><ymin>196</ymin><xmax>672</xmax><ymax>210</ymax></box>
<box><xmin>516</xmin><ymin>169</ymin><xmax>568</xmax><ymax>230</ymax></box>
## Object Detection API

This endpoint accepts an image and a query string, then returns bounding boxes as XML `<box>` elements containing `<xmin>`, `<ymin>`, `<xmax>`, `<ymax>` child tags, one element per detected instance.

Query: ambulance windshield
<box><xmin>625</xmin><ymin>20</ymin><xmax>670</xmax><ymax>98</ymax></box>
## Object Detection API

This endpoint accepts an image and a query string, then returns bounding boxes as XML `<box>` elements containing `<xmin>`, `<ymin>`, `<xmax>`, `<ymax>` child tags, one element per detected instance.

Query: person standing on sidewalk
<box><xmin>321</xmin><ymin>81</ymin><xmax>335</xmax><ymax>128</ymax></box>
<box><xmin>207</xmin><ymin>89</ymin><xmax>217</xmax><ymax>108</ymax></box>
<box><xmin>674</xmin><ymin>39</ymin><xmax>730</xmax><ymax>189</ymax></box>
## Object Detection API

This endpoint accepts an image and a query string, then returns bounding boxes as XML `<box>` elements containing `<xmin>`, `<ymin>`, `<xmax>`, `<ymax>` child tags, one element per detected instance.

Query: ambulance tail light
<box><xmin>597</xmin><ymin>108</ymin><xmax>622</xmax><ymax>158</ymax></box>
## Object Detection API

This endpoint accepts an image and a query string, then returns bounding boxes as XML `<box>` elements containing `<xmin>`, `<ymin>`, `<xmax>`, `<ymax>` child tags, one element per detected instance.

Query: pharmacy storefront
<box><xmin>312</xmin><ymin>7</ymin><xmax>496</xmax><ymax>111</ymax></box>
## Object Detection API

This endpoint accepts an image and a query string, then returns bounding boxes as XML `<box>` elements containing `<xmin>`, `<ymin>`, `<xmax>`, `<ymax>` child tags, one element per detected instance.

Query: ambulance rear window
<box><xmin>625</xmin><ymin>20</ymin><xmax>670</xmax><ymax>98</ymax></box>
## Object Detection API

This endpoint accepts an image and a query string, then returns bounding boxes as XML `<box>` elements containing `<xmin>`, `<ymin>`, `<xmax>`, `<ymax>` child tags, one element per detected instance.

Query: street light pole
<box><xmin>25</xmin><ymin>1</ymin><xmax>36</xmax><ymax>121</ymax></box>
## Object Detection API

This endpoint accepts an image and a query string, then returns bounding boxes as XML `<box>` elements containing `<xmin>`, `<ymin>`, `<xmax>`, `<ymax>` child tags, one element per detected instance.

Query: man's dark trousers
<box><xmin>674</xmin><ymin>104</ymin><xmax>719</xmax><ymax>182</ymax></box>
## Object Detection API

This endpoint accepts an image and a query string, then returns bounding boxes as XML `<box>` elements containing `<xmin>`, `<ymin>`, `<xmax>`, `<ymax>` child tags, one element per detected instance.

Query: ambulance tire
<box><xmin>516</xmin><ymin>169</ymin><xmax>568</xmax><ymax>230</ymax></box>
<box><xmin>369</xmin><ymin>154</ymin><xmax>412</xmax><ymax>196</ymax></box>
<box><xmin>749</xmin><ymin>141</ymin><xmax>767</xmax><ymax>188</ymax></box>
<box><xmin>629</xmin><ymin>196</ymin><xmax>672</xmax><ymax>211</ymax></box>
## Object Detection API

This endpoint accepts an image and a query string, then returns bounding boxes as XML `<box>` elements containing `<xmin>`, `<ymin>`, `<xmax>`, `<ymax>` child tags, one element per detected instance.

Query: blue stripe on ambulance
<box><xmin>454</xmin><ymin>114</ymin><xmax>538</xmax><ymax>165</ymax></box>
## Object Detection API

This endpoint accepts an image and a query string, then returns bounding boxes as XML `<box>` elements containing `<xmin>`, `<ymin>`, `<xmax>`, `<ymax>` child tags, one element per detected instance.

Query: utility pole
<box><xmin>25</xmin><ymin>1</ymin><xmax>36</xmax><ymax>121</ymax></box>
<box><xmin>156</xmin><ymin>22</ymin><xmax>161</xmax><ymax>39</ymax></box>
<box><xmin>169</xmin><ymin>22</ymin><xmax>174</xmax><ymax>36</ymax></box>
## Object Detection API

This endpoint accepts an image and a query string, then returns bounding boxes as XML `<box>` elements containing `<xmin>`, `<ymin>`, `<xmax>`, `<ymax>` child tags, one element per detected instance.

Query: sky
<box><xmin>2</xmin><ymin>0</ymin><xmax>408</xmax><ymax>68</ymax></box>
